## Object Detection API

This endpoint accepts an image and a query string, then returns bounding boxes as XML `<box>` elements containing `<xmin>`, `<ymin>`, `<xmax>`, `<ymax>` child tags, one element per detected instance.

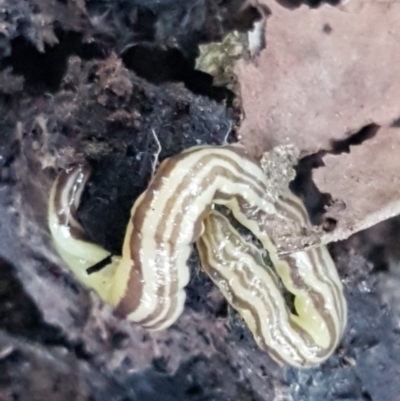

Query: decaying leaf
<box><xmin>315</xmin><ymin>126</ymin><xmax>400</xmax><ymax>243</ymax></box>
<box><xmin>237</xmin><ymin>0</ymin><xmax>400</xmax><ymax>158</ymax></box>
<box><xmin>237</xmin><ymin>0</ymin><xmax>400</xmax><ymax>241</ymax></box>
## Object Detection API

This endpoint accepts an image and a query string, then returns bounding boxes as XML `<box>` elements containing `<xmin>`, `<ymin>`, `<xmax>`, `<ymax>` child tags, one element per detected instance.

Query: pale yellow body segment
<box><xmin>48</xmin><ymin>164</ymin><xmax>117</xmax><ymax>299</ymax></box>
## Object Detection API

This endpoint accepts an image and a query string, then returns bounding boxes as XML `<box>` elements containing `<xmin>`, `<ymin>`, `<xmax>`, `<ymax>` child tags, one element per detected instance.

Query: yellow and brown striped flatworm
<box><xmin>48</xmin><ymin>144</ymin><xmax>347</xmax><ymax>367</ymax></box>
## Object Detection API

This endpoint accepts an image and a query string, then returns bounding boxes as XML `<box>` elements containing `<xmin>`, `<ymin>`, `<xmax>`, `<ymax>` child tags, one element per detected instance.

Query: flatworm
<box><xmin>48</xmin><ymin>144</ymin><xmax>347</xmax><ymax>368</ymax></box>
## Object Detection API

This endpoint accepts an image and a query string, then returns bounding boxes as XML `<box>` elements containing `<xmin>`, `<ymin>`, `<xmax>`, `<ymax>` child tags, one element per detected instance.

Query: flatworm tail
<box><xmin>198</xmin><ymin>210</ymin><xmax>346</xmax><ymax>368</ymax></box>
<box><xmin>48</xmin><ymin>162</ymin><xmax>116</xmax><ymax>300</ymax></box>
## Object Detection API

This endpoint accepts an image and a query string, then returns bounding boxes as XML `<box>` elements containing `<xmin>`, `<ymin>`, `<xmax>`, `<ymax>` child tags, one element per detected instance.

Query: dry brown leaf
<box><xmin>237</xmin><ymin>0</ymin><xmax>400</xmax><ymax>158</ymax></box>
<box><xmin>314</xmin><ymin>126</ymin><xmax>400</xmax><ymax>243</ymax></box>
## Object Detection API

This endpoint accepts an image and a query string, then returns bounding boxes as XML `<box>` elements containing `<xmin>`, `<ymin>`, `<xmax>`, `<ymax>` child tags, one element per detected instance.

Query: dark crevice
<box><xmin>275</xmin><ymin>0</ymin><xmax>341</xmax><ymax>9</ymax></box>
<box><xmin>361</xmin><ymin>391</ymin><xmax>373</xmax><ymax>401</ymax></box>
<box><xmin>2</xmin><ymin>28</ymin><xmax>108</xmax><ymax>94</ymax></box>
<box><xmin>291</xmin><ymin>123</ymin><xmax>379</xmax><ymax>225</ymax></box>
<box><xmin>121</xmin><ymin>44</ymin><xmax>235</xmax><ymax>103</ymax></box>
<box><xmin>2</xmin><ymin>1</ymin><xmax>263</xmax><ymax>102</ymax></box>
<box><xmin>355</xmin><ymin>215</ymin><xmax>400</xmax><ymax>273</ymax></box>
<box><xmin>290</xmin><ymin>152</ymin><xmax>328</xmax><ymax>225</ymax></box>
<box><xmin>365</xmin><ymin>245</ymin><xmax>388</xmax><ymax>273</ymax></box>
<box><xmin>72</xmin><ymin>341</ymin><xmax>93</xmax><ymax>361</ymax></box>
<box><xmin>218</xmin><ymin>1</ymin><xmax>269</xmax><ymax>34</ymax></box>
<box><xmin>122</xmin><ymin>45</ymin><xmax>209</xmax><ymax>86</ymax></box>
<box><xmin>0</xmin><ymin>256</ymin><xmax>68</xmax><ymax>347</ymax></box>
<box><xmin>0</xmin><ymin>125</ymin><xmax>19</xmax><ymax>169</ymax></box>
<box><xmin>330</xmin><ymin>123</ymin><xmax>379</xmax><ymax>154</ymax></box>
<box><xmin>118</xmin><ymin>1</ymin><xmax>265</xmax><ymax>104</ymax></box>
<box><xmin>0</xmin><ymin>256</ymin><xmax>98</xmax><ymax>363</ymax></box>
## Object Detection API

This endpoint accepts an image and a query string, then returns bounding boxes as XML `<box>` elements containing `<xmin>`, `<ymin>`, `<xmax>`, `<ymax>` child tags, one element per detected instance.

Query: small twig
<box><xmin>86</xmin><ymin>255</ymin><xmax>113</xmax><ymax>274</ymax></box>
